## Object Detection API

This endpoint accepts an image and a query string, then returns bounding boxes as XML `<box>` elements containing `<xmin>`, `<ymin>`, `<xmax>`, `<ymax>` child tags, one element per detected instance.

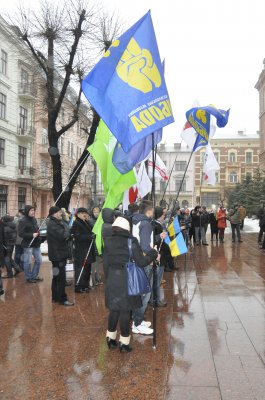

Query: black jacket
<box><xmin>102</xmin><ymin>208</ymin><xmax>115</xmax><ymax>244</ymax></box>
<box><xmin>18</xmin><ymin>212</ymin><xmax>40</xmax><ymax>249</ymax></box>
<box><xmin>104</xmin><ymin>230</ymin><xmax>157</xmax><ymax>311</ymax></box>
<box><xmin>191</xmin><ymin>212</ymin><xmax>209</xmax><ymax>228</ymax></box>
<box><xmin>0</xmin><ymin>223</ymin><xmax>5</xmax><ymax>266</ymax></box>
<box><xmin>154</xmin><ymin>219</ymin><xmax>173</xmax><ymax>267</ymax></box>
<box><xmin>2</xmin><ymin>216</ymin><xmax>17</xmax><ymax>248</ymax></box>
<box><xmin>71</xmin><ymin>217</ymin><xmax>95</xmax><ymax>265</ymax></box>
<box><xmin>47</xmin><ymin>217</ymin><xmax>70</xmax><ymax>262</ymax></box>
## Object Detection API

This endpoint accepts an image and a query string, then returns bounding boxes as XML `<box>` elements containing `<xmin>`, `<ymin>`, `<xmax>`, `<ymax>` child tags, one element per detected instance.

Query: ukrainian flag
<box><xmin>165</xmin><ymin>216</ymin><xmax>187</xmax><ymax>257</ymax></box>
<box><xmin>165</xmin><ymin>232</ymin><xmax>188</xmax><ymax>257</ymax></box>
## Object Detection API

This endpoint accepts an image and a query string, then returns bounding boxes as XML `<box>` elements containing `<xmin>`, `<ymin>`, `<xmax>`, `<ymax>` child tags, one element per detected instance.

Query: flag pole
<box><xmin>28</xmin><ymin>152</ymin><xmax>90</xmax><ymax>247</ymax></box>
<box><xmin>161</xmin><ymin>140</ymin><xmax>183</xmax><ymax>205</ymax></box>
<box><xmin>151</xmin><ymin>133</ymin><xmax>158</xmax><ymax>350</ymax></box>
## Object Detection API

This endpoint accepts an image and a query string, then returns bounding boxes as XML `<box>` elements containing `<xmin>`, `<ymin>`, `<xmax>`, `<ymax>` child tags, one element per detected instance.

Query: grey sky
<box><xmin>2</xmin><ymin>0</ymin><xmax>265</xmax><ymax>143</ymax></box>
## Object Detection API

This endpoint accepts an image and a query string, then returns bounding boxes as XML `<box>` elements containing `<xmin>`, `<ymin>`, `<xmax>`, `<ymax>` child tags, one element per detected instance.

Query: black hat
<box><xmin>155</xmin><ymin>206</ymin><xmax>164</xmax><ymax>219</ymax></box>
<box><xmin>77</xmin><ymin>207</ymin><xmax>89</xmax><ymax>214</ymax></box>
<box><xmin>49</xmin><ymin>206</ymin><xmax>61</xmax><ymax>216</ymax></box>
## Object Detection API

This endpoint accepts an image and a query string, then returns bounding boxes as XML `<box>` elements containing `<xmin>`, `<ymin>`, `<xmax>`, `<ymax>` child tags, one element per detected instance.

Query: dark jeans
<box><xmin>74</xmin><ymin>261</ymin><xmax>91</xmax><ymax>289</ymax></box>
<box><xmin>108</xmin><ymin>310</ymin><xmax>131</xmax><ymax>337</ymax></box>
<box><xmin>5</xmin><ymin>246</ymin><xmax>20</xmax><ymax>276</ymax></box>
<box><xmin>218</xmin><ymin>228</ymin><xmax>225</xmax><ymax>241</ymax></box>
<box><xmin>15</xmin><ymin>245</ymin><xmax>24</xmax><ymax>269</ymax></box>
<box><xmin>150</xmin><ymin>265</ymin><xmax>164</xmax><ymax>302</ymax></box>
<box><xmin>0</xmin><ymin>269</ymin><xmax>3</xmax><ymax>292</ymax></box>
<box><xmin>52</xmin><ymin>260</ymin><xmax>67</xmax><ymax>303</ymax></box>
<box><xmin>132</xmin><ymin>265</ymin><xmax>153</xmax><ymax>326</ymax></box>
<box><xmin>231</xmin><ymin>223</ymin><xmax>241</xmax><ymax>241</ymax></box>
<box><xmin>258</xmin><ymin>227</ymin><xmax>265</xmax><ymax>243</ymax></box>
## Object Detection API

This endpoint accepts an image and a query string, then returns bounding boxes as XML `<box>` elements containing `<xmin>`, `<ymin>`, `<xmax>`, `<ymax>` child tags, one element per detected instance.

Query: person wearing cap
<box><xmin>228</xmin><ymin>204</ymin><xmax>243</xmax><ymax>243</ymax></box>
<box><xmin>104</xmin><ymin>216</ymin><xmax>158</xmax><ymax>353</ymax></box>
<box><xmin>71</xmin><ymin>207</ymin><xmax>95</xmax><ymax>293</ymax></box>
<box><xmin>47</xmin><ymin>207</ymin><xmax>74</xmax><ymax>306</ymax></box>
<box><xmin>18</xmin><ymin>205</ymin><xmax>43</xmax><ymax>283</ymax></box>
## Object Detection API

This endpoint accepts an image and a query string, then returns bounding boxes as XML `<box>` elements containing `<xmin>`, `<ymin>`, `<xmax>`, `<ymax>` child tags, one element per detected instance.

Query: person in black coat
<box><xmin>2</xmin><ymin>215</ymin><xmax>21</xmax><ymax>278</ymax></box>
<box><xmin>104</xmin><ymin>217</ymin><xmax>158</xmax><ymax>353</ymax></box>
<box><xmin>71</xmin><ymin>207</ymin><xmax>95</xmax><ymax>293</ymax></box>
<box><xmin>18</xmin><ymin>205</ymin><xmax>42</xmax><ymax>283</ymax></box>
<box><xmin>0</xmin><ymin>222</ymin><xmax>5</xmax><ymax>295</ymax></box>
<box><xmin>47</xmin><ymin>207</ymin><xmax>74</xmax><ymax>306</ymax></box>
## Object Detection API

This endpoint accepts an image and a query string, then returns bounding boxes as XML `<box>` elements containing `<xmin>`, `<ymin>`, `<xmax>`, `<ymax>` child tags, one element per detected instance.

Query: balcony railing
<box><xmin>17</xmin><ymin>167</ymin><xmax>35</xmax><ymax>178</ymax></box>
<box><xmin>18</xmin><ymin>83</ymin><xmax>36</xmax><ymax>98</ymax></box>
<box><xmin>17</xmin><ymin>126</ymin><xmax>36</xmax><ymax>139</ymax></box>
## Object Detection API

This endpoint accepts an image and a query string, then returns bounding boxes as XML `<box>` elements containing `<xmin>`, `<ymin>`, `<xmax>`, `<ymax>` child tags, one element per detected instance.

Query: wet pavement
<box><xmin>1</xmin><ymin>230</ymin><xmax>265</xmax><ymax>400</ymax></box>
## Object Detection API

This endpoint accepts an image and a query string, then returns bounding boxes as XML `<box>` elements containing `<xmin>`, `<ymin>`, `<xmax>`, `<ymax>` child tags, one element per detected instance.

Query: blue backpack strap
<box><xmin>128</xmin><ymin>238</ymin><xmax>133</xmax><ymax>261</ymax></box>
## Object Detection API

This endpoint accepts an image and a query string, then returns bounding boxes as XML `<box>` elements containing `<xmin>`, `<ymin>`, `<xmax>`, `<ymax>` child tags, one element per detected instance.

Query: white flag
<box><xmin>137</xmin><ymin>162</ymin><xmax>152</xmax><ymax>198</ymax></box>
<box><xmin>148</xmin><ymin>153</ymin><xmax>169</xmax><ymax>181</ymax></box>
<box><xmin>203</xmin><ymin>144</ymin><xmax>220</xmax><ymax>185</ymax></box>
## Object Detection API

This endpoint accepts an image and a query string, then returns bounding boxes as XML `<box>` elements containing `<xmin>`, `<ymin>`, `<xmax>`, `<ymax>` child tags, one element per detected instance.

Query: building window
<box><xmin>175</xmin><ymin>179</ymin><xmax>186</xmax><ymax>192</ymax></box>
<box><xmin>18</xmin><ymin>146</ymin><xmax>27</xmax><ymax>171</ymax></box>
<box><xmin>213</xmin><ymin>152</ymin><xmax>219</xmax><ymax>163</ymax></box>
<box><xmin>0</xmin><ymin>93</ymin><xmax>6</xmax><ymax>120</ymax></box>
<box><xmin>201</xmin><ymin>192</ymin><xmax>219</xmax><ymax>208</ymax></box>
<box><xmin>0</xmin><ymin>185</ymin><xmax>7</xmax><ymax>216</ymax></box>
<box><xmin>40</xmin><ymin>160</ymin><xmax>48</xmax><ymax>177</ymax></box>
<box><xmin>58</xmin><ymin>137</ymin><xmax>64</xmax><ymax>154</ymax></box>
<box><xmin>246</xmin><ymin>172</ymin><xmax>252</xmax><ymax>180</ymax></box>
<box><xmin>229</xmin><ymin>171</ymin><xmax>238</xmax><ymax>183</ymax></box>
<box><xmin>201</xmin><ymin>152</ymin><xmax>205</xmax><ymax>163</ymax></box>
<box><xmin>229</xmin><ymin>152</ymin><xmax>236</xmax><ymax>163</ymax></box>
<box><xmin>215</xmin><ymin>172</ymin><xmax>219</xmax><ymax>183</ymax></box>
<box><xmin>18</xmin><ymin>187</ymin><xmax>26</xmax><ymax>209</ymax></box>
<box><xmin>20</xmin><ymin>69</ymin><xmax>29</xmax><ymax>91</ymax></box>
<box><xmin>71</xmin><ymin>143</ymin><xmax>74</xmax><ymax>158</ymax></box>
<box><xmin>246</xmin><ymin>152</ymin><xmax>252</xmax><ymax>164</ymax></box>
<box><xmin>19</xmin><ymin>106</ymin><xmax>28</xmax><ymax>131</ymax></box>
<box><xmin>175</xmin><ymin>161</ymin><xmax>187</xmax><ymax>171</ymax></box>
<box><xmin>1</xmin><ymin>50</ymin><xmax>7</xmax><ymax>75</ymax></box>
<box><xmin>160</xmin><ymin>180</ymin><xmax>166</xmax><ymax>192</ymax></box>
<box><xmin>42</xmin><ymin>128</ymin><xmax>48</xmax><ymax>145</ymax></box>
<box><xmin>182</xmin><ymin>200</ymin><xmax>189</xmax><ymax>208</ymax></box>
<box><xmin>0</xmin><ymin>139</ymin><xmax>5</xmax><ymax>165</ymax></box>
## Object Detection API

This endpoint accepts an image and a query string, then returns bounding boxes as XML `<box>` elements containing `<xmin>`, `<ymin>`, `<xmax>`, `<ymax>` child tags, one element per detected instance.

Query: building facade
<box><xmin>194</xmin><ymin>132</ymin><xmax>260</xmax><ymax>208</ymax></box>
<box><xmin>0</xmin><ymin>16</ymin><xmax>35</xmax><ymax>216</ymax></box>
<box><xmin>156</xmin><ymin>143</ymin><xmax>195</xmax><ymax>208</ymax></box>
<box><xmin>255</xmin><ymin>60</ymin><xmax>265</xmax><ymax>169</ymax></box>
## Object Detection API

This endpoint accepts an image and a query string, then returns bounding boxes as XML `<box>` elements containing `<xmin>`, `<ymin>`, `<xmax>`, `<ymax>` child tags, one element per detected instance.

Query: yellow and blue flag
<box><xmin>82</xmin><ymin>11</ymin><xmax>174</xmax><ymax>153</ymax></box>
<box><xmin>165</xmin><ymin>216</ymin><xmax>187</xmax><ymax>257</ymax></box>
<box><xmin>185</xmin><ymin>105</ymin><xmax>230</xmax><ymax>152</ymax></box>
<box><xmin>165</xmin><ymin>232</ymin><xmax>187</xmax><ymax>257</ymax></box>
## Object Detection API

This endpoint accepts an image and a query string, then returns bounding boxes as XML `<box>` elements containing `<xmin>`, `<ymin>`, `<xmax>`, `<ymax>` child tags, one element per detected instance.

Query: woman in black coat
<box><xmin>71</xmin><ymin>207</ymin><xmax>95</xmax><ymax>293</ymax></box>
<box><xmin>104</xmin><ymin>217</ymin><xmax>158</xmax><ymax>353</ymax></box>
<box><xmin>2</xmin><ymin>215</ymin><xmax>21</xmax><ymax>278</ymax></box>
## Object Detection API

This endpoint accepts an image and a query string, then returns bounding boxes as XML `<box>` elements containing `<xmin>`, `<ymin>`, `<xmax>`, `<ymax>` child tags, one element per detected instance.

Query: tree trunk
<box><xmin>55</xmin><ymin>111</ymin><xmax>100</xmax><ymax>209</ymax></box>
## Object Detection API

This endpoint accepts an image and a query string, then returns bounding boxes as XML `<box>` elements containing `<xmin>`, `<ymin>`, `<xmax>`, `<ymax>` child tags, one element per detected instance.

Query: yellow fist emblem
<box><xmin>196</xmin><ymin>109</ymin><xmax>207</xmax><ymax>124</ymax></box>
<box><xmin>115</xmin><ymin>38</ymin><xmax>162</xmax><ymax>93</ymax></box>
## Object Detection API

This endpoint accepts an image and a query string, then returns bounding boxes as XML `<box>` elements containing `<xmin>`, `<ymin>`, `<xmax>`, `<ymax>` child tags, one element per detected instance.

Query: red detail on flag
<box><xmin>183</xmin><ymin>121</ymin><xmax>192</xmax><ymax>130</ymax></box>
<box><xmin>129</xmin><ymin>187</ymin><xmax>138</xmax><ymax>203</ymax></box>
<box><xmin>204</xmin><ymin>174</ymin><xmax>208</xmax><ymax>181</ymax></box>
<box><xmin>148</xmin><ymin>161</ymin><xmax>169</xmax><ymax>181</ymax></box>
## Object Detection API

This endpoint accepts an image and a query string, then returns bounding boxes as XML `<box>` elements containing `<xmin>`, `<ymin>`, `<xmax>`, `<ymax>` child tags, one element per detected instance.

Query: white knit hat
<box><xmin>112</xmin><ymin>216</ymin><xmax>130</xmax><ymax>232</ymax></box>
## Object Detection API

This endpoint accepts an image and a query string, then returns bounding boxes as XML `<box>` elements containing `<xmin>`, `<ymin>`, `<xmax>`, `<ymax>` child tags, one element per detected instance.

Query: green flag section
<box><xmin>88</xmin><ymin>120</ymin><xmax>136</xmax><ymax>254</ymax></box>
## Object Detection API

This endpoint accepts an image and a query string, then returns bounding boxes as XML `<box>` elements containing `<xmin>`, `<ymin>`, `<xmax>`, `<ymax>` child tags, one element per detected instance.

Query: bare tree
<box><xmin>11</xmin><ymin>0</ymin><xmax>121</xmax><ymax>208</ymax></box>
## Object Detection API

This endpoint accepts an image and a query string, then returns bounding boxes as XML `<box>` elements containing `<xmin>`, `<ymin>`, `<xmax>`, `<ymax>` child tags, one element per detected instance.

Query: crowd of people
<box><xmin>0</xmin><ymin>199</ymin><xmax>256</xmax><ymax>352</ymax></box>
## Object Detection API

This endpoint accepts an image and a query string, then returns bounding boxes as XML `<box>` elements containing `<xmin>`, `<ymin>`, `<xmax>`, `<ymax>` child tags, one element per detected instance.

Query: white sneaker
<box><xmin>132</xmin><ymin>323</ymin><xmax>153</xmax><ymax>335</ymax></box>
<box><xmin>141</xmin><ymin>321</ymin><xmax>152</xmax><ymax>328</ymax></box>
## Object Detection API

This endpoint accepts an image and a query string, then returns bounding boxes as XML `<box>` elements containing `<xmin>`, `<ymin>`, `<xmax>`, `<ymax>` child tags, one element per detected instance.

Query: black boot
<box><xmin>106</xmin><ymin>337</ymin><xmax>118</xmax><ymax>349</ymax></box>
<box><xmin>119</xmin><ymin>343</ymin><xmax>132</xmax><ymax>353</ymax></box>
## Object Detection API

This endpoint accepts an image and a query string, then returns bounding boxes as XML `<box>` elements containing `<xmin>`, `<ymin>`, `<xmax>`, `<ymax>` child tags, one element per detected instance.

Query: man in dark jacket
<box><xmin>257</xmin><ymin>204</ymin><xmax>265</xmax><ymax>245</ymax></box>
<box><xmin>192</xmin><ymin>205</ymin><xmax>209</xmax><ymax>246</ymax></box>
<box><xmin>71</xmin><ymin>207</ymin><xmax>95</xmax><ymax>293</ymax></box>
<box><xmin>2</xmin><ymin>215</ymin><xmax>21</xmax><ymax>278</ymax></box>
<box><xmin>47</xmin><ymin>206</ymin><xmax>74</xmax><ymax>306</ymax></box>
<box><xmin>131</xmin><ymin>201</ymin><xmax>165</xmax><ymax>335</ymax></box>
<box><xmin>19</xmin><ymin>205</ymin><xmax>42</xmax><ymax>283</ymax></box>
<box><xmin>0</xmin><ymin>222</ymin><xmax>5</xmax><ymax>295</ymax></box>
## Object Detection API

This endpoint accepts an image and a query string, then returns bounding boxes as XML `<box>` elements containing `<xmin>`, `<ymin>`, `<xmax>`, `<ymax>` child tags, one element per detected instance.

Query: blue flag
<box><xmin>82</xmin><ymin>11</ymin><xmax>174</xmax><ymax>153</ymax></box>
<box><xmin>112</xmin><ymin>60</ymin><xmax>165</xmax><ymax>174</ymax></box>
<box><xmin>185</xmin><ymin>106</ymin><xmax>230</xmax><ymax>152</ymax></box>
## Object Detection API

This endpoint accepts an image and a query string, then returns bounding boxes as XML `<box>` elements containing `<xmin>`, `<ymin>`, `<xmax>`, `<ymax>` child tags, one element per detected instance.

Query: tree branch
<box><xmin>21</xmin><ymin>33</ymin><xmax>48</xmax><ymax>75</ymax></box>
<box><xmin>54</xmin><ymin>9</ymin><xmax>86</xmax><ymax>117</ymax></box>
